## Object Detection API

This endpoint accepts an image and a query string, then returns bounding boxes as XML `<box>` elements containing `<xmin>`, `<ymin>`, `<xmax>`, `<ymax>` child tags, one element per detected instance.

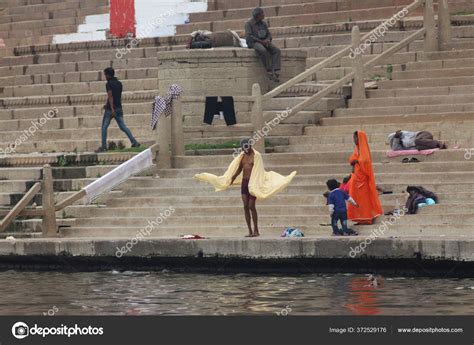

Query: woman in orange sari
<box><xmin>348</xmin><ymin>131</ymin><xmax>383</xmax><ymax>225</ymax></box>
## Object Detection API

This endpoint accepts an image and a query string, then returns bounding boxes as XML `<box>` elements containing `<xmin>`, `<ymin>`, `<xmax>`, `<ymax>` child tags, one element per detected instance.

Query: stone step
<box><xmin>0</xmin><ymin>90</ymin><xmax>158</xmax><ymax>109</ymax></box>
<box><xmin>282</xmin><ymin>82</ymin><xmax>351</xmax><ymax>97</ymax></box>
<box><xmin>304</xmin><ymin>121</ymin><xmax>474</xmax><ymax>135</ymax></box>
<box><xmin>264</xmin><ymin>96</ymin><xmax>345</xmax><ymax>111</ymax></box>
<box><xmin>4</xmin><ymin>0</ymin><xmax>108</xmax><ymax>16</ymax></box>
<box><xmin>157</xmin><ymin>162</ymin><xmax>474</xmax><ymax>178</ymax></box>
<box><xmin>0</xmin><ymin>5</ymin><xmax>108</xmax><ymax>25</ymax></box>
<box><xmin>1</xmin><ymin>46</ymin><xmax>169</xmax><ymax>67</ymax></box>
<box><xmin>0</xmin><ymin>167</ymin><xmax>41</xmax><ymax>180</ymax></box>
<box><xmin>190</xmin><ymin>1</ymin><xmax>338</xmax><ymax>23</ymax></box>
<box><xmin>0</xmin><ymin>24</ymin><xmax>78</xmax><ymax>40</ymax></box>
<box><xmin>279</xmin><ymin>30</ymin><xmax>418</xmax><ymax>50</ymax></box>
<box><xmin>183</xmin><ymin>110</ymin><xmax>328</xmax><ymax>126</ymax></box>
<box><xmin>366</xmin><ymin>85</ymin><xmax>474</xmax><ymax>98</ymax></box>
<box><xmin>286</xmin><ymin>132</ymin><xmax>461</xmax><ymax>146</ymax></box>
<box><xmin>0</xmin><ymin>16</ymin><xmax>83</xmax><ymax>33</ymax></box>
<box><xmin>404</xmin><ymin>56</ymin><xmax>474</xmax><ymax>71</ymax></box>
<box><xmin>321</xmin><ymin>112</ymin><xmax>474</xmax><ymax>126</ymax></box>
<box><xmin>88</xmin><ymin>192</ymin><xmax>471</xmax><ymax>211</ymax></box>
<box><xmin>334</xmin><ymin>101</ymin><xmax>474</xmax><ymax>117</ymax></box>
<box><xmin>66</xmin><ymin>200</ymin><xmax>474</xmax><ymax>219</ymax></box>
<box><xmin>0</xmin><ymin>57</ymin><xmax>159</xmax><ymax>78</ymax></box>
<box><xmin>1</xmin><ymin>78</ymin><xmax>158</xmax><ymax>97</ymax></box>
<box><xmin>183</xmin><ymin>123</ymin><xmax>305</xmax><ymax>138</ymax></box>
<box><xmin>0</xmin><ymin>125</ymin><xmax>154</xmax><ymax>143</ymax></box>
<box><xmin>314</xmin><ymin>65</ymin><xmax>399</xmax><ymax>81</ymax></box>
<box><xmin>0</xmin><ymin>100</ymin><xmax>213</xmax><ymax>120</ymax></box>
<box><xmin>68</xmin><ymin>213</ymin><xmax>474</xmax><ymax>228</ymax></box>
<box><xmin>0</xmin><ymin>139</ymin><xmax>155</xmax><ymax>155</ymax></box>
<box><xmin>106</xmin><ymin>182</ymin><xmax>474</xmax><ymax>200</ymax></box>
<box><xmin>392</xmin><ymin>67</ymin><xmax>474</xmax><ymax>80</ymax></box>
<box><xmin>0</xmin><ymin>68</ymin><xmax>159</xmax><ymax>88</ymax></box>
<box><xmin>348</xmin><ymin>94</ymin><xmax>474</xmax><ymax>108</ymax></box>
<box><xmin>208</xmin><ymin>0</ymin><xmax>413</xmax><ymax>11</ymax></box>
<box><xmin>59</xmin><ymin>223</ymin><xmax>474</xmax><ymax>238</ymax></box>
<box><xmin>378</xmin><ymin>75</ymin><xmax>474</xmax><ymax>89</ymax></box>
<box><xmin>177</xmin><ymin>6</ymin><xmax>424</xmax><ymax>35</ymax></box>
<box><xmin>174</xmin><ymin>150</ymin><xmax>471</xmax><ymax>168</ymax></box>
<box><xmin>423</xmin><ymin>48</ymin><xmax>474</xmax><ymax>61</ymax></box>
<box><xmin>128</xmin><ymin>171</ymin><xmax>474</xmax><ymax>189</ymax></box>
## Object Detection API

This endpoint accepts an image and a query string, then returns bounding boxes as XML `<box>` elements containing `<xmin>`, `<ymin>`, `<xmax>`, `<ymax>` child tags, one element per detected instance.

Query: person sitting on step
<box><xmin>245</xmin><ymin>7</ymin><xmax>281</xmax><ymax>83</ymax></box>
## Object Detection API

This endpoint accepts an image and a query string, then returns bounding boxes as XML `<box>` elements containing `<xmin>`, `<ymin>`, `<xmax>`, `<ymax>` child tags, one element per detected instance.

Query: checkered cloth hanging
<box><xmin>151</xmin><ymin>84</ymin><xmax>184</xmax><ymax>130</ymax></box>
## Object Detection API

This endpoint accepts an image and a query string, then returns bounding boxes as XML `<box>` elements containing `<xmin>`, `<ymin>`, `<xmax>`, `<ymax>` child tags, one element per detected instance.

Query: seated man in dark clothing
<box><xmin>245</xmin><ymin>7</ymin><xmax>281</xmax><ymax>82</ymax></box>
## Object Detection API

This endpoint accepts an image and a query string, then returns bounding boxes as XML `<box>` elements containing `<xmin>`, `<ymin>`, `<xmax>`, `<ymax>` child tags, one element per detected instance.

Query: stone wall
<box><xmin>157</xmin><ymin>48</ymin><xmax>307</xmax><ymax>96</ymax></box>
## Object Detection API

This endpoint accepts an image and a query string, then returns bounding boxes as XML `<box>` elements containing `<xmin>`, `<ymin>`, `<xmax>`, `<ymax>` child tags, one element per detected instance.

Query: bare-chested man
<box><xmin>231</xmin><ymin>139</ymin><xmax>259</xmax><ymax>237</ymax></box>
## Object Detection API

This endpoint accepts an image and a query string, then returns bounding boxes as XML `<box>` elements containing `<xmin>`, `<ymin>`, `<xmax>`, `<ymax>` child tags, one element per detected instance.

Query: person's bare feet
<box><xmin>252</xmin><ymin>232</ymin><xmax>260</xmax><ymax>237</ymax></box>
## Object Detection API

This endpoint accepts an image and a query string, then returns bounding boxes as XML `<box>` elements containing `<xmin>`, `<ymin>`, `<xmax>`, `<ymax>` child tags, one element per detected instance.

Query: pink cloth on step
<box><xmin>386</xmin><ymin>148</ymin><xmax>439</xmax><ymax>158</ymax></box>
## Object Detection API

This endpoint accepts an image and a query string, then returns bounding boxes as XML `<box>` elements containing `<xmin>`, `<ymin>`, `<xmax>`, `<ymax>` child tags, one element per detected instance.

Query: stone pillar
<box><xmin>423</xmin><ymin>0</ymin><xmax>438</xmax><ymax>52</ymax></box>
<box><xmin>171</xmin><ymin>97</ymin><xmax>185</xmax><ymax>158</ymax></box>
<box><xmin>438</xmin><ymin>0</ymin><xmax>452</xmax><ymax>50</ymax></box>
<box><xmin>351</xmin><ymin>26</ymin><xmax>366</xmax><ymax>99</ymax></box>
<box><xmin>42</xmin><ymin>164</ymin><xmax>58</xmax><ymax>237</ymax></box>
<box><xmin>251</xmin><ymin>83</ymin><xmax>265</xmax><ymax>154</ymax></box>
<box><xmin>155</xmin><ymin>114</ymin><xmax>171</xmax><ymax>169</ymax></box>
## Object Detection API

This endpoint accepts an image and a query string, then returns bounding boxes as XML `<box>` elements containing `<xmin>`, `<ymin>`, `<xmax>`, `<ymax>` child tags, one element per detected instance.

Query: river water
<box><xmin>0</xmin><ymin>271</ymin><xmax>472</xmax><ymax>315</ymax></box>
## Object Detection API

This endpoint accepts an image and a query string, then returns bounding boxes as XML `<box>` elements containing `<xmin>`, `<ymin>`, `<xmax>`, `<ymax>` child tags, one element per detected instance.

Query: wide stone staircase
<box><xmin>60</xmin><ymin>46</ymin><xmax>474</xmax><ymax>239</ymax></box>
<box><xmin>0</xmin><ymin>0</ymin><xmax>473</xmax><ymax>239</ymax></box>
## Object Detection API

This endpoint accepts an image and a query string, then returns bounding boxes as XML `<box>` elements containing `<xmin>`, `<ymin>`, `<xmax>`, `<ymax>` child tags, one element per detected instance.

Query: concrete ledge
<box><xmin>158</xmin><ymin>48</ymin><xmax>307</xmax><ymax>95</ymax></box>
<box><xmin>0</xmin><ymin>238</ymin><xmax>472</xmax><ymax>275</ymax></box>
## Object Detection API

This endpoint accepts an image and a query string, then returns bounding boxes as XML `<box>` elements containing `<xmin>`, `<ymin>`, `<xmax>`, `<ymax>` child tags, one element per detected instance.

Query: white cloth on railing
<box><xmin>151</xmin><ymin>84</ymin><xmax>184</xmax><ymax>130</ymax></box>
<box><xmin>84</xmin><ymin>148</ymin><xmax>154</xmax><ymax>204</ymax></box>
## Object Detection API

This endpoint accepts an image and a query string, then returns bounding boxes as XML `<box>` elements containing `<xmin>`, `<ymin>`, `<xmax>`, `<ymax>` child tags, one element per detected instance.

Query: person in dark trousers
<box><xmin>96</xmin><ymin>67</ymin><xmax>140</xmax><ymax>153</ymax></box>
<box><xmin>326</xmin><ymin>179</ymin><xmax>359</xmax><ymax>236</ymax></box>
<box><xmin>245</xmin><ymin>7</ymin><xmax>281</xmax><ymax>83</ymax></box>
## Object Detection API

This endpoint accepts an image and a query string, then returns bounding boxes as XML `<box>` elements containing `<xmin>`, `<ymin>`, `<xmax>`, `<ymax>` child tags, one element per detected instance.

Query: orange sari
<box><xmin>348</xmin><ymin>131</ymin><xmax>383</xmax><ymax>224</ymax></box>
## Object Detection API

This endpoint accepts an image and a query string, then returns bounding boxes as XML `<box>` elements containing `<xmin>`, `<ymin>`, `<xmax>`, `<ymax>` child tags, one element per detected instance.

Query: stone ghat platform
<box><xmin>0</xmin><ymin>237</ymin><xmax>472</xmax><ymax>276</ymax></box>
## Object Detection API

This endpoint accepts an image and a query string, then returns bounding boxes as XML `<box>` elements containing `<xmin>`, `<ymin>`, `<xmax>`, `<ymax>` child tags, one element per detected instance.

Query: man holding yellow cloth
<box><xmin>194</xmin><ymin>139</ymin><xmax>297</xmax><ymax>237</ymax></box>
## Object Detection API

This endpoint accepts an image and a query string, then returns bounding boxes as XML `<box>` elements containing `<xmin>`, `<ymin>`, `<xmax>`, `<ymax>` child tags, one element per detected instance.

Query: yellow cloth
<box><xmin>194</xmin><ymin>150</ymin><xmax>297</xmax><ymax>200</ymax></box>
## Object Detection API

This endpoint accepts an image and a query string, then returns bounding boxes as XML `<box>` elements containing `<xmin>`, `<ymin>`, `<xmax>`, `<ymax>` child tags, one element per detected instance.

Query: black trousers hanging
<box><xmin>203</xmin><ymin>96</ymin><xmax>236</xmax><ymax>126</ymax></box>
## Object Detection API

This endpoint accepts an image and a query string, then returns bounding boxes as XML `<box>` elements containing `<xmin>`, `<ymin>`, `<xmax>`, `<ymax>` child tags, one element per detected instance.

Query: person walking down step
<box><xmin>194</xmin><ymin>139</ymin><xmax>297</xmax><ymax>238</ymax></box>
<box><xmin>245</xmin><ymin>7</ymin><xmax>281</xmax><ymax>83</ymax></box>
<box><xmin>96</xmin><ymin>67</ymin><xmax>140</xmax><ymax>153</ymax></box>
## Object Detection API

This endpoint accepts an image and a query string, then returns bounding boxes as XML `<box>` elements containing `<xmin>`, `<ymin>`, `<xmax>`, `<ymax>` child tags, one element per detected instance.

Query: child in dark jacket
<box><xmin>326</xmin><ymin>179</ymin><xmax>359</xmax><ymax>236</ymax></box>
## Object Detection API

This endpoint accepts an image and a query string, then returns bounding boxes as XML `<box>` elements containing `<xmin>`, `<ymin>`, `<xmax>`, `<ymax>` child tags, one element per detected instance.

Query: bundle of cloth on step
<box><xmin>194</xmin><ymin>150</ymin><xmax>297</xmax><ymax>200</ymax></box>
<box><xmin>187</xmin><ymin>30</ymin><xmax>246</xmax><ymax>49</ymax></box>
<box><xmin>405</xmin><ymin>186</ymin><xmax>438</xmax><ymax>214</ymax></box>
